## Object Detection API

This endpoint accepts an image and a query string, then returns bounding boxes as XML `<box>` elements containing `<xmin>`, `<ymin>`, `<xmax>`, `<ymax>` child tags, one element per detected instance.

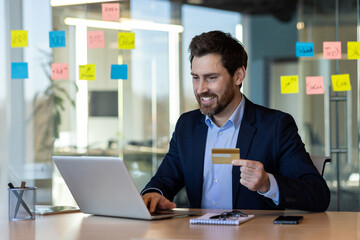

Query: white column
<box><xmin>168</xmin><ymin>32</ymin><xmax>180</xmax><ymax>135</ymax></box>
<box><xmin>75</xmin><ymin>24</ymin><xmax>88</xmax><ymax>150</ymax></box>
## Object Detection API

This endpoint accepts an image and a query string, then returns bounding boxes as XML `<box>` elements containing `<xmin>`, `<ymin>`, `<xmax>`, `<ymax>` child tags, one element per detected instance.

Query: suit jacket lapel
<box><xmin>232</xmin><ymin>97</ymin><xmax>257</xmax><ymax>206</ymax></box>
<box><xmin>192</xmin><ymin>115</ymin><xmax>208</xmax><ymax>207</ymax></box>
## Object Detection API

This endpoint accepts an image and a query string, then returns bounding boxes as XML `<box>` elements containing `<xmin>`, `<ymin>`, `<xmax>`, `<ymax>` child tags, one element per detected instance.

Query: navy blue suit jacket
<box><xmin>143</xmin><ymin>97</ymin><xmax>330</xmax><ymax>211</ymax></box>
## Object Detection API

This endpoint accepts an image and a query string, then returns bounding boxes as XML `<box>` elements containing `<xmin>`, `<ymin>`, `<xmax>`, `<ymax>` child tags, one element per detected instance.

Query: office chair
<box><xmin>310</xmin><ymin>155</ymin><xmax>331</xmax><ymax>176</ymax></box>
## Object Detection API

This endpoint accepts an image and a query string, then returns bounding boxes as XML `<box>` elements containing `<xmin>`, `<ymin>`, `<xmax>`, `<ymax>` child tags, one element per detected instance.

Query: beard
<box><xmin>195</xmin><ymin>81</ymin><xmax>236</xmax><ymax>117</ymax></box>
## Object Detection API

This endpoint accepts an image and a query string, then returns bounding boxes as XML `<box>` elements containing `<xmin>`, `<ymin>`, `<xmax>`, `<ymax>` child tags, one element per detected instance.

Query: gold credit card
<box><xmin>212</xmin><ymin>148</ymin><xmax>240</xmax><ymax>164</ymax></box>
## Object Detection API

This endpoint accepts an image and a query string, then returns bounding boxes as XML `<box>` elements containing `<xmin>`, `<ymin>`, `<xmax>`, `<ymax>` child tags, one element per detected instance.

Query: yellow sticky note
<box><xmin>118</xmin><ymin>32</ymin><xmax>135</xmax><ymax>49</ymax></box>
<box><xmin>79</xmin><ymin>64</ymin><xmax>96</xmax><ymax>81</ymax></box>
<box><xmin>331</xmin><ymin>74</ymin><xmax>351</xmax><ymax>91</ymax></box>
<box><xmin>281</xmin><ymin>75</ymin><xmax>299</xmax><ymax>94</ymax></box>
<box><xmin>347</xmin><ymin>42</ymin><xmax>360</xmax><ymax>59</ymax></box>
<box><xmin>11</xmin><ymin>30</ymin><xmax>28</xmax><ymax>47</ymax></box>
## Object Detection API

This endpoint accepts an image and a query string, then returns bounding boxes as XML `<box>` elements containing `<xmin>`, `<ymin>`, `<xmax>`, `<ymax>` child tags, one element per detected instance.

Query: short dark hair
<box><xmin>189</xmin><ymin>31</ymin><xmax>248</xmax><ymax>88</ymax></box>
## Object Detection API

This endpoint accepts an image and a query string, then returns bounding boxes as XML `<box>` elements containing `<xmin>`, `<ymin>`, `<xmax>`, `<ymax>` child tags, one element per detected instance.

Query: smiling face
<box><xmin>191</xmin><ymin>54</ymin><xmax>245</xmax><ymax>124</ymax></box>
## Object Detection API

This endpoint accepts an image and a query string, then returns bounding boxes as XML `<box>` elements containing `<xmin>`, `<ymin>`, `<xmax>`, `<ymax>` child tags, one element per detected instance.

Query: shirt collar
<box><xmin>205</xmin><ymin>95</ymin><xmax>245</xmax><ymax>129</ymax></box>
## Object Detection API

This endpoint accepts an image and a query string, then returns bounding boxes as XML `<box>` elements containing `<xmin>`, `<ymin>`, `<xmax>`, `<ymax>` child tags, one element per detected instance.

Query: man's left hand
<box><xmin>232</xmin><ymin>159</ymin><xmax>270</xmax><ymax>193</ymax></box>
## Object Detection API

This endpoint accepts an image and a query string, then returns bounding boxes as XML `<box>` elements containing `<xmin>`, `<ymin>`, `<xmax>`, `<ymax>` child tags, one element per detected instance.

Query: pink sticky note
<box><xmin>51</xmin><ymin>63</ymin><xmax>69</xmax><ymax>80</ymax></box>
<box><xmin>306</xmin><ymin>76</ymin><xmax>324</xmax><ymax>95</ymax></box>
<box><xmin>87</xmin><ymin>31</ymin><xmax>105</xmax><ymax>49</ymax></box>
<box><xmin>102</xmin><ymin>3</ymin><xmax>120</xmax><ymax>21</ymax></box>
<box><xmin>323</xmin><ymin>41</ymin><xmax>341</xmax><ymax>59</ymax></box>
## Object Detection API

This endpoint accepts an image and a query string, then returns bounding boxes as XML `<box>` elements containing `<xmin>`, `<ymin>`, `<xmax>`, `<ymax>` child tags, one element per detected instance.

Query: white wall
<box><xmin>0</xmin><ymin>0</ymin><xmax>9</xmax><ymax>206</ymax></box>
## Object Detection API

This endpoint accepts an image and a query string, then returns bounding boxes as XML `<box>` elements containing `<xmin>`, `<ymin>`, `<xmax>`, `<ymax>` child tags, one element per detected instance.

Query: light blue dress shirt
<box><xmin>201</xmin><ymin>97</ymin><xmax>279</xmax><ymax>209</ymax></box>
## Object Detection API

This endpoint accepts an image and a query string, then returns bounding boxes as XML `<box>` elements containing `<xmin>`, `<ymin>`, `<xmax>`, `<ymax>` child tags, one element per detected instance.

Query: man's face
<box><xmin>191</xmin><ymin>54</ymin><xmax>239</xmax><ymax>117</ymax></box>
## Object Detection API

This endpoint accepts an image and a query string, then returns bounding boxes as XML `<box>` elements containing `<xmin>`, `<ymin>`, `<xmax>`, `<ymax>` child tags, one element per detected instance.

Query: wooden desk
<box><xmin>1</xmin><ymin>209</ymin><xmax>359</xmax><ymax>240</ymax></box>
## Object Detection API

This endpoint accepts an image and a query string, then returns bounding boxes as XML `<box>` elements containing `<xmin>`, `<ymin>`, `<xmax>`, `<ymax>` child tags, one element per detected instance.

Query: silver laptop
<box><xmin>53</xmin><ymin>156</ymin><xmax>198</xmax><ymax>220</ymax></box>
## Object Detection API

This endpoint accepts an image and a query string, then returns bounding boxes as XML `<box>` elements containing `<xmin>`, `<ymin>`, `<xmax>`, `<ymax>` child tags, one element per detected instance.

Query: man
<box><xmin>141</xmin><ymin>31</ymin><xmax>330</xmax><ymax>213</ymax></box>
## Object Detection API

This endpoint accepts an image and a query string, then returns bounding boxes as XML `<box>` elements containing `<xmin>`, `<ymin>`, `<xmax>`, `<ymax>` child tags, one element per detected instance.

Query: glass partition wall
<box><xmin>2</xmin><ymin>0</ymin><xmax>242</xmax><ymax>207</ymax></box>
<box><xmin>269</xmin><ymin>0</ymin><xmax>360</xmax><ymax>211</ymax></box>
<box><xmin>297</xmin><ymin>0</ymin><xmax>360</xmax><ymax>211</ymax></box>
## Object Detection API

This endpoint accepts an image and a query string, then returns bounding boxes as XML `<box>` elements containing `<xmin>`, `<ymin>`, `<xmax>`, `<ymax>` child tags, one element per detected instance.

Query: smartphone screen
<box><xmin>273</xmin><ymin>215</ymin><xmax>304</xmax><ymax>224</ymax></box>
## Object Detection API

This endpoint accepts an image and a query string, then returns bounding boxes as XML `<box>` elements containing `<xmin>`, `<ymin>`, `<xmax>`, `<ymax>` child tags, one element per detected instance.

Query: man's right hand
<box><xmin>142</xmin><ymin>192</ymin><xmax>177</xmax><ymax>213</ymax></box>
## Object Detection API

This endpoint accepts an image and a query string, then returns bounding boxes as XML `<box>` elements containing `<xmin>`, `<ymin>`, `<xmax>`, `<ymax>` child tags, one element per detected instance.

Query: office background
<box><xmin>0</xmin><ymin>0</ymin><xmax>359</xmax><ymax>211</ymax></box>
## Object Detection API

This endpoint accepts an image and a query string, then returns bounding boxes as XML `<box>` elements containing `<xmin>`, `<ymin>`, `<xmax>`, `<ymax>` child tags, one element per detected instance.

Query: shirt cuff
<box><xmin>140</xmin><ymin>187</ymin><xmax>163</xmax><ymax>196</ymax></box>
<box><xmin>257</xmin><ymin>173</ymin><xmax>279</xmax><ymax>206</ymax></box>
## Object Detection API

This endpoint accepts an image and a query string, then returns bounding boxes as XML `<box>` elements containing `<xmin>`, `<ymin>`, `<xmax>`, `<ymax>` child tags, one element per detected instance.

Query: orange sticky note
<box><xmin>306</xmin><ymin>76</ymin><xmax>324</xmax><ymax>95</ymax></box>
<box><xmin>102</xmin><ymin>3</ymin><xmax>120</xmax><ymax>21</ymax></box>
<box><xmin>11</xmin><ymin>30</ymin><xmax>28</xmax><ymax>47</ymax></box>
<box><xmin>323</xmin><ymin>41</ymin><xmax>341</xmax><ymax>59</ymax></box>
<box><xmin>118</xmin><ymin>32</ymin><xmax>135</xmax><ymax>49</ymax></box>
<box><xmin>51</xmin><ymin>63</ymin><xmax>69</xmax><ymax>80</ymax></box>
<box><xmin>88</xmin><ymin>31</ymin><xmax>105</xmax><ymax>48</ymax></box>
<box><xmin>79</xmin><ymin>64</ymin><xmax>96</xmax><ymax>81</ymax></box>
<box><xmin>331</xmin><ymin>74</ymin><xmax>351</xmax><ymax>91</ymax></box>
<box><xmin>347</xmin><ymin>42</ymin><xmax>360</xmax><ymax>59</ymax></box>
<box><xmin>281</xmin><ymin>75</ymin><xmax>299</xmax><ymax>94</ymax></box>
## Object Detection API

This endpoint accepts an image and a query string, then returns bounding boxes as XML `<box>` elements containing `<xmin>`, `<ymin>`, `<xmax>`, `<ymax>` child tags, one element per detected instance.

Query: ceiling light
<box><xmin>187</xmin><ymin>0</ymin><xmax>204</xmax><ymax>4</ymax></box>
<box><xmin>51</xmin><ymin>0</ymin><xmax>115</xmax><ymax>7</ymax></box>
<box><xmin>64</xmin><ymin>17</ymin><xmax>184</xmax><ymax>33</ymax></box>
<box><xmin>297</xmin><ymin>21</ymin><xmax>305</xmax><ymax>30</ymax></box>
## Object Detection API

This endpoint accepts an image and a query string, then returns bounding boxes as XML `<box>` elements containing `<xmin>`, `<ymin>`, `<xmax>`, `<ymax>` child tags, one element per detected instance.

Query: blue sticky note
<box><xmin>11</xmin><ymin>62</ymin><xmax>28</xmax><ymax>79</ymax></box>
<box><xmin>111</xmin><ymin>64</ymin><xmax>128</xmax><ymax>80</ymax></box>
<box><xmin>49</xmin><ymin>30</ymin><xmax>66</xmax><ymax>48</ymax></box>
<box><xmin>296</xmin><ymin>42</ymin><xmax>314</xmax><ymax>57</ymax></box>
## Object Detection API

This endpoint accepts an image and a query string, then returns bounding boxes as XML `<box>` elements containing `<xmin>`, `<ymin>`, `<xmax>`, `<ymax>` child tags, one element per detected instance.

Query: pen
<box><xmin>8</xmin><ymin>182</ymin><xmax>33</xmax><ymax>218</ymax></box>
<box><xmin>14</xmin><ymin>181</ymin><xmax>26</xmax><ymax>218</ymax></box>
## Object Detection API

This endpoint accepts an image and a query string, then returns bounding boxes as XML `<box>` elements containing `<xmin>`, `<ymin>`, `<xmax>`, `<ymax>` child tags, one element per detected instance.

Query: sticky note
<box><xmin>111</xmin><ymin>64</ymin><xmax>127</xmax><ymax>79</ymax></box>
<box><xmin>11</xmin><ymin>62</ymin><xmax>28</xmax><ymax>79</ymax></box>
<box><xmin>347</xmin><ymin>42</ymin><xmax>360</xmax><ymax>59</ymax></box>
<box><xmin>49</xmin><ymin>30</ymin><xmax>66</xmax><ymax>48</ymax></box>
<box><xmin>118</xmin><ymin>32</ymin><xmax>135</xmax><ymax>49</ymax></box>
<box><xmin>102</xmin><ymin>3</ymin><xmax>120</xmax><ymax>21</ymax></box>
<box><xmin>323</xmin><ymin>41</ymin><xmax>341</xmax><ymax>59</ymax></box>
<box><xmin>281</xmin><ymin>75</ymin><xmax>299</xmax><ymax>94</ymax></box>
<box><xmin>212</xmin><ymin>148</ymin><xmax>240</xmax><ymax>164</ymax></box>
<box><xmin>51</xmin><ymin>63</ymin><xmax>69</xmax><ymax>80</ymax></box>
<box><xmin>11</xmin><ymin>30</ymin><xmax>28</xmax><ymax>47</ymax></box>
<box><xmin>296</xmin><ymin>42</ymin><xmax>314</xmax><ymax>57</ymax></box>
<box><xmin>306</xmin><ymin>76</ymin><xmax>324</xmax><ymax>95</ymax></box>
<box><xmin>331</xmin><ymin>74</ymin><xmax>351</xmax><ymax>91</ymax></box>
<box><xmin>79</xmin><ymin>64</ymin><xmax>96</xmax><ymax>81</ymax></box>
<box><xmin>88</xmin><ymin>31</ymin><xmax>105</xmax><ymax>48</ymax></box>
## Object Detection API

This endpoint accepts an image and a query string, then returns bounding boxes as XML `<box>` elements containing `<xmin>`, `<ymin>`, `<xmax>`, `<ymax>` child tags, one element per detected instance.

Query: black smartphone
<box><xmin>273</xmin><ymin>215</ymin><xmax>304</xmax><ymax>224</ymax></box>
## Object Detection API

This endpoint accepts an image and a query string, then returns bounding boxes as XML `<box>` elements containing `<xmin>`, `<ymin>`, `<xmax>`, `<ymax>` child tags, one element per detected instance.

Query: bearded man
<box><xmin>141</xmin><ymin>31</ymin><xmax>330</xmax><ymax>212</ymax></box>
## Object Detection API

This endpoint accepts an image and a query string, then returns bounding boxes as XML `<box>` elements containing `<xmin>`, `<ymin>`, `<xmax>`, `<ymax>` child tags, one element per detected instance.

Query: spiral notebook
<box><xmin>190</xmin><ymin>213</ymin><xmax>255</xmax><ymax>225</ymax></box>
